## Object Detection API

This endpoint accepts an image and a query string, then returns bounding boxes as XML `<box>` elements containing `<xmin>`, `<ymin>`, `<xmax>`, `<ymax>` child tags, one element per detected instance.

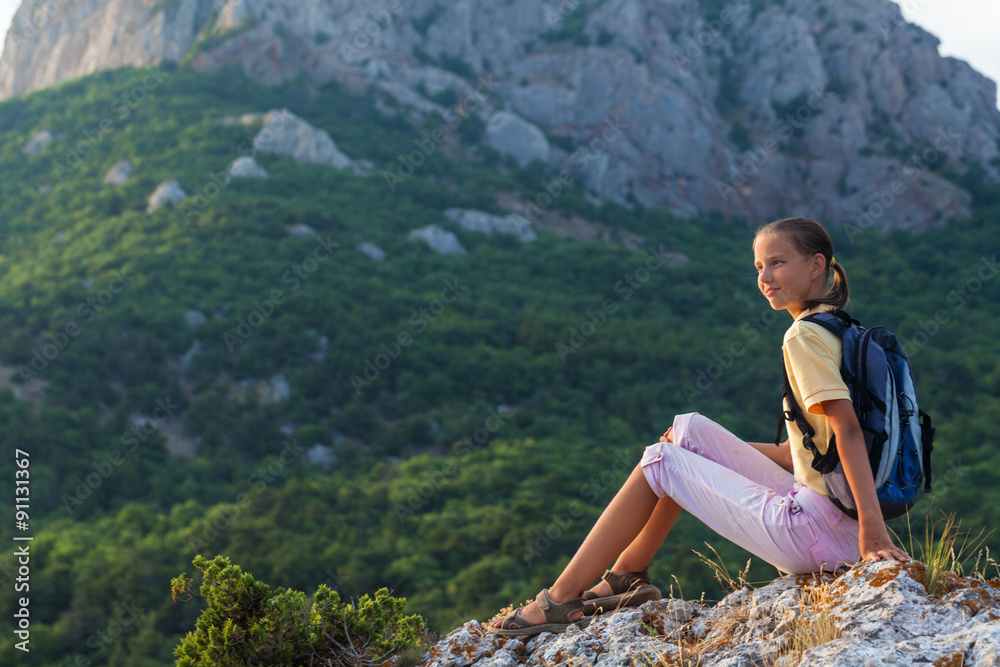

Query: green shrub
<box><xmin>171</xmin><ymin>555</ymin><xmax>426</xmax><ymax>666</ymax></box>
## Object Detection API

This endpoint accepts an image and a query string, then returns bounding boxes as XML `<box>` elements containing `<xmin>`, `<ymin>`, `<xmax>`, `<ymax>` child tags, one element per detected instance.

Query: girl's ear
<box><xmin>810</xmin><ymin>252</ymin><xmax>826</xmax><ymax>279</ymax></box>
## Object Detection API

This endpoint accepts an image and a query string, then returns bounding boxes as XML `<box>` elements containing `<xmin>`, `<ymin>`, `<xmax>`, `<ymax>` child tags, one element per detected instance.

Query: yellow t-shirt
<box><xmin>782</xmin><ymin>305</ymin><xmax>852</xmax><ymax>495</ymax></box>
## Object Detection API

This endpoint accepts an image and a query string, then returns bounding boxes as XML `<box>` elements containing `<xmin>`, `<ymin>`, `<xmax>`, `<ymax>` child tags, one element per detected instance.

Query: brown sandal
<box><xmin>486</xmin><ymin>588</ymin><xmax>592</xmax><ymax>637</ymax></box>
<box><xmin>582</xmin><ymin>568</ymin><xmax>662</xmax><ymax>615</ymax></box>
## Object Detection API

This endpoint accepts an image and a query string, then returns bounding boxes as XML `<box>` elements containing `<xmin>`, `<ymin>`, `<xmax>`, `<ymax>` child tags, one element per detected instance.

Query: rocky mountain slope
<box><xmin>0</xmin><ymin>0</ymin><xmax>1000</xmax><ymax>229</ymax></box>
<box><xmin>424</xmin><ymin>560</ymin><xmax>1000</xmax><ymax>667</ymax></box>
<box><xmin>2</xmin><ymin>0</ymin><xmax>999</xmax><ymax>231</ymax></box>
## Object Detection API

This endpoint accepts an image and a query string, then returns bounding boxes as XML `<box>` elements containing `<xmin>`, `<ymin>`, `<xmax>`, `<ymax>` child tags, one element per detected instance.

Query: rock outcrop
<box><xmin>3</xmin><ymin>0</ymin><xmax>998</xmax><ymax>231</ymax></box>
<box><xmin>287</xmin><ymin>223</ymin><xmax>317</xmax><ymax>237</ymax></box>
<box><xmin>422</xmin><ymin>561</ymin><xmax>1000</xmax><ymax>667</ymax></box>
<box><xmin>357</xmin><ymin>242</ymin><xmax>386</xmax><ymax>261</ymax></box>
<box><xmin>146</xmin><ymin>178</ymin><xmax>187</xmax><ymax>212</ymax></box>
<box><xmin>228</xmin><ymin>155</ymin><xmax>267</xmax><ymax>179</ymax></box>
<box><xmin>486</xmin><ymin>111</ymin><xmax>550</xmax><ymax>168</ymax></box>
<box><xmin>183</xmin><ymin>310</ymin><xmax>206</xmax><ymax>329</ymax></box>
<box><xmin>443</xmin><ymin>208</ymin><xmax>537</xmax><ymax>242</ymax></box>
<box><xmin>22</xmin><ymin>129</ymin><xmax>53</xmax><ymax>155</ymax></box>
<box><xmin>103</xmin><ymin>160</ymin><xmax>134</xmax><ymax>185</ymax></box>
<box><xmin>252</xmin><ymin>108</ymin><xmax>352</xmax><ymax>169</ymax></box>
<box><xmin>0</xmin><ymin>0</ymin><xmax>199</xmax><ymax>99</ymax></box>
<box><xmin>409</xmin><ymin>225</ymin><xmax>467</xmax><ymax>256</ymax></box>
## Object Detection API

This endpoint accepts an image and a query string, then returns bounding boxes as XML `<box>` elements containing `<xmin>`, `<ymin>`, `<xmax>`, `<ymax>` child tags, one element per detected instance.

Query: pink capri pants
<box><xmin>640</xmin><ymin>412</ymin><xmax>861</xmax><ymax>574</ymax></box>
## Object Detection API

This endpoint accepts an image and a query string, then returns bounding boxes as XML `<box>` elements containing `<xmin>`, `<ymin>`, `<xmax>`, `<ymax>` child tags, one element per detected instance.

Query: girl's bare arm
<box><xmin>822</xmin><ymin>398</ymin><xmax>910</xmax><ymax>562</ymax></box>
<box><xmin>747</xmin><ymin>439</ymin><xmax>794</xmax><ymax>472</ymax></box>
<box><xmin>661</xmin><ymin>427</ymin><xmax>794</xmax><ymax>472</ymax></box>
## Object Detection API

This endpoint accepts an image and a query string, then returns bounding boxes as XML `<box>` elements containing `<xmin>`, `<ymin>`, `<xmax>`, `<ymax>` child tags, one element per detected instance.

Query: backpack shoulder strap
<box><xmin>779</xmin><ymin>312</ymin><xmax>854</xmax><ymax>473</ymax></box>
<box><xmin>801</xmin><ymin>309</ymin><xmax>858</xmax><ymax>339</ymax></box>
<box><xmin>920</xmin><ymin>409</ymin><xmax>935</xmax><ymax>492</ymax></box>
<box><xmin>780</xmin><ymin>354</ymin><xmax>844</xmax><ymax>474</ymax></box>
<box><xmin>778</xmin><ymin>353</ymin><xmax>818</xmax><ymax>453</ymax></box>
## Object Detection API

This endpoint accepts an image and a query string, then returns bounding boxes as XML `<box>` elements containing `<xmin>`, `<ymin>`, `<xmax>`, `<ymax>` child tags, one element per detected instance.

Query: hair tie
<box><xmin>830</xmin><ymin>257</ymin><xmax>836</xmax><ymax>268</ymax></box>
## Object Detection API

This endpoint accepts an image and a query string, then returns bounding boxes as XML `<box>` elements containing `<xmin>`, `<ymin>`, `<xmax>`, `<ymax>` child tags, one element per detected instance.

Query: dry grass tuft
<box><xmin>907</xmin><ymin>511</ymin><xmax>994</xmax><ymax>598</ymax></box>
<box><xmin>769</xmin><ymin>579</ymin><xmax>842</xmax><ymax>665</ymax></box>
<box><xmin>692</xmin><ymin>542</ymin><xmax>754</xmax><ymax>593</ymax></box>
<box><xmin>636</xmin><ymin>583</ymin><xmax>710</xmax><ymax>667</ymax></box>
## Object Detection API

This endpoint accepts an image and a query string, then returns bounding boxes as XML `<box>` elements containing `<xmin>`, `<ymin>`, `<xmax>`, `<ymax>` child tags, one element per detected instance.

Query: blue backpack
<box><xmin>776</xmin><ymin>309</ymin><xmax>934</xmax><ymax>520</ymax></box>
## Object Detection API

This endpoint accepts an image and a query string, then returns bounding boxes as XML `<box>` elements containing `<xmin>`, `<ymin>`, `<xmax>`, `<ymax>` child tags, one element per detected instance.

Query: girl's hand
<box><xmin>859</xmin><ymin>523</ymin><xmax>910</xmax><ymax>563</ymax></box>
<box><xmin>659</xmin><ymin>427</ymin><xmax>673</xmax><ymax>443</ymax></box>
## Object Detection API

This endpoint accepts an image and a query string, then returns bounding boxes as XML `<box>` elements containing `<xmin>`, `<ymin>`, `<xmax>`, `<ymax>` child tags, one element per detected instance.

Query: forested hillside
<box><xmin>0</xmin><ymin>62</ymin><xmax>998</xmax><ymax>666</ymax></box>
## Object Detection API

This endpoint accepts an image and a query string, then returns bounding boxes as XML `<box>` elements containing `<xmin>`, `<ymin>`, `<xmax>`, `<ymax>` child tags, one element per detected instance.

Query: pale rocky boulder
<box><xmin>408</xmin><ymin>225</ymin><xmax>466</xmax><ymax>256</ymax></box>
<box><xmin>443</xmin><ymin>208</ymin><xmax>536</xmax><ymax>242</ymax></box>
<box><xmin>288</xmin><ymin>223</ymin><xmax>317</xmax><ymax>237</ymax></box>
<box><xmin>146</xmin><ymin>178</ymin><xmax>187</xmax><ymax>213</ymax></box>
<box><xmin>486</xmin><ymin>111</ymin><xmax>550</xmax><ymax>167</ymax></box>
<box><xmin>183</xmin><ymin>310</ymin><xmax>206</xmax><ymax>329</ymax></box>
<box><xmin>219</xmin><ymin>112</ymin><xmax>264</xmax><ymax>126</ymax></box>
<box><xmin>252</xmin><ymin>108</ymin><xmax>352</xmax><ymax>169</ymax></box>
<box><xmin>22</xmin><ymin>130</ymin><xmax>53</xmax><ymax>155</ymax></box>
<box><xmin>103</xmin><ymin>160</ymin><xmax>134</xmax><ymax>185</ymax></box>
<box><xmin>356</xmin><ymin>242</ymin><xmax>386</xmax><ymax>261</ymax></box>
<box><xmin>304</xmin><ymin>444</ymin><xmax>337</xmax><ymax>471</ymax></box>
<box><xmin>228</xmin><ymin>156</ymin><xmax>268</xmax><ymax>179</ymax></box>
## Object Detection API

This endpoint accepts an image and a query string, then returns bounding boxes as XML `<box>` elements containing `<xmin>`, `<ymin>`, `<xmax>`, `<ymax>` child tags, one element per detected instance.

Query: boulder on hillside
<box><xmin>180</xmin><ymin>339</ymin><xmax>202</xmax><ymax>370</ymax></box>
<box><xmin>304</xmin><ymin>444</ymin><xmax>337</xmax><ymax>471</ymax></box>
<box><xmin>22</xmin><ymin>130</ymin><xmax>53</xmax><ymax>155</ymax></box>
<box><xmin>408</xmin><ymin>225</ymin><xmax>466</xmax><ymax>256</ymax></box>
<box><xmin>103</xmin><ymin>160</ymin><xmax>134</xmax><ymax>185</ymax></box>
<box><xmin>308</xmin><ymin>335</ymin><xmax>329</xmax><ymax>362</ymax></box>
<box><xmin>288</xmin><ymin>223</ymin><xmax>317</xmax><ymax>237</ymax></box>
<box><xmin>357</xmin><ymin>242</ymin><xmax>385</xmax><ymax>261</ymax></box>
<box><xmin>146</xmin><ymin>179</ymin><xmax>188</xmax><ymax>213</ymax></box>
<box><xmin>228</xmin><ymin>155</ymin><xmax>268</xmax><ymax>179</ymax></box>
<box><xmin>486</xmin><ymin>111</ymin><xmax>550</xmax><ymax>167</ymax></box>
<box><xmin>184</xmin><ymin>310</ymin><xmax>207</xmax><ymax>329</ymax></box>
<box><xmin>252</xmin><ymin>108</ymin><xmax>352</xmax><ymax>169</ymax></box>
<box><xmin>219</xmin><ymin>112</ymin><xmax>263</xmax><ymax>126</ymax></box>
<box><xmin>443</xmin><ymin>208</ymin><xmax>536</xmax><ymax>242</ymax></box>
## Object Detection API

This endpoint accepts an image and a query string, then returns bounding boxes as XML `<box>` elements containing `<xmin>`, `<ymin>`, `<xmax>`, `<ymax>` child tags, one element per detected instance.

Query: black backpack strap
<box><xmin>802</xmin><ymin>310</ymin><xmax>854</xmax><ymax>338</ymax></box>
<box><xmin>773</xmin><ymin>413</ymin><xmax>786</xmax><ymax>446</ymax></box>
<box><xmin>780</xmin><ymin>355</ymin><xmax>817</xmax><ymax>453</ymax></box>
<box><xmin>920</xmin><ymin>409</ymin><xmax>935</xmax><ymax>492</ymax></box>
<box><xmin>832</xmin><ymin>308</ymin><xmax>861</xmax><ymax>326</ymax></box>
<box><xmin>780</xmin><ymin>352</ymin><xmax>843</xmax><ymax>474</ymax></box>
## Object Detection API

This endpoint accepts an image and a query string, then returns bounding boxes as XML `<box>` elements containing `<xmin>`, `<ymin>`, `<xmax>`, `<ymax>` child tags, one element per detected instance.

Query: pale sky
<box><xmin>0</xmin><ymin>0</ymin><xmax>997</xmax><ymax>105</ymax></box>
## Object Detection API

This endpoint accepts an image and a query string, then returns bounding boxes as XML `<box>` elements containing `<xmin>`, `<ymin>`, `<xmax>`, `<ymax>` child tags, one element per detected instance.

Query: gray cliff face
<box><xmin>3</xmin><ymin>0</ymin><xmax>998</xmax><ymax>232</ymax></box>
<box><xmin>0</xmin><ymin>0</ymin><xmax>207</xmax><ymax>98</ymax></box>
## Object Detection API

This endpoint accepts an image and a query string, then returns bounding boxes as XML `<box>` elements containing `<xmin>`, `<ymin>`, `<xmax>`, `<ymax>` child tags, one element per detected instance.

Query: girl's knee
<box><xmin>678</xmin><ymin>413</ymin><xmax>724</xmax><ymax>445</ymax></box>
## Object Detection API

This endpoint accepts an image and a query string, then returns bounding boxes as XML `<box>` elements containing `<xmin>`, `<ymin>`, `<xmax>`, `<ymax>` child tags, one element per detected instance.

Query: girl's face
<box><xmin>753</xmin><ymin>233</ymin><xmax>827</xmax><ymax>318</ymax></box>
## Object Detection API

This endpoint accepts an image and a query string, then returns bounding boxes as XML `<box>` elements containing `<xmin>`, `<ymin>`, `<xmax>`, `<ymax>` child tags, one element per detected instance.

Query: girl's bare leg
<box><xmin>489</xmin><ymin>464</ymin><xmax>660</xmax><ymax>627</ymax></box>
<box><xmin>588</xmin><ymin>495</ymin><xmax>682</xmax><ymax>597</ymax></box>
